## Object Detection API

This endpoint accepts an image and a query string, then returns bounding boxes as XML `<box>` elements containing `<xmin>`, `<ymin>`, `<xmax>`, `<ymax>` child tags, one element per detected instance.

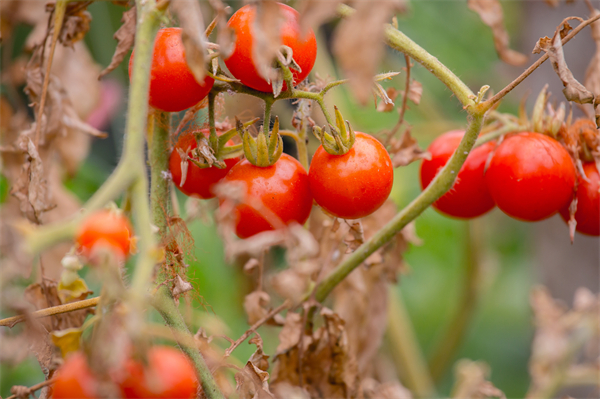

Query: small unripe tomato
<box><xmin>76</xmin><ymin>209</ymin><xmax>133</xmax><ymax>260</ymax></box>
<box><xmin>420</xmin><ymin>130</ymin><xmax>496</xmax><ymax>219</ymax></box>
<box><xmin>309</xmin><ymin>132</ymin><xmax>393</xmax><ymax>219</ymax></box>
<box><xmin>129</xmin><ymin>27</ymin><xmax>214</xmax><ymax>112</ymax></box>
<box><xmin>219</xmin><ymin>153</ymin><xmax>313</xmax><ymax>238</ymax></box>
<box><xmin>559</xmin><ymin>162</ymin><xmax>600</xmax><ymax>236</ymax></box>
<box><xmin>485</xmin><ymin>132</ymin><xmax>576</xmax><ymax>221</ymax></box>
<box><xmin>118</xmin><ymin>346</ymin><xmax>198</xmax><ymax>399</ymax></box>
<box><xmin>169</xmin><ymin>130</ymin><xmax>240</xmax><ymax>199</ymax></box>
<box><xmin>224</xmin><ymin>3</ymin><xmax>317</xmax><ymax>93</ymax></box>
<box><xmin>52</xmin><ymin>352</ymin><xmax>98</xmax><ymax>399</ymax></box>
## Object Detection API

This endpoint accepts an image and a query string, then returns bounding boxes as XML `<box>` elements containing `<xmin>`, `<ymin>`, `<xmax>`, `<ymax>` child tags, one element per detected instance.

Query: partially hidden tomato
<box><xmin>309</xmin><ymin>132</ymin><xmax>394</xmax><ymax>219</ymax></box>
<box><xmin>485</xmin><ymin>132</ymin><xmax>576</xmax><ymax>222</ymax></box>
<box><xmin>118</xmin><ymin>346</ymin><xmax>198</xmax><ymax>399</ymax></box>
<box><xmin>224</xmin><ymin>3</ymin><xmax>317</xmax><ymax>93</ymax></box>
<box><xmin>420</xmin><ymin>130</ymin><xmax>496</xmax><ymax>219</ymax></box>
<box><xmin>559</xmin><ymin>162</ymin><xmax>600</xmax><ymax>236</ymax></box>
<box><xmin>76</xmin><ymin>209</ymin><xmax>133</xmax><ymax>260</ymax></box>
<box><xmin>129</xmin><ymin>27</ymin><xmax>214</xmax><ymax>113</ymax></box>
<box><xmin>170</xmin><ymin>130</ymin><xmax>240</xmax><ymax>199</ymax></box>
<box><xmin>52</xmin><ymin>352</ymin><xmax>98</xmax><ymax>399</ymax></box>
<box><xmin>219</xmin><ymin>153</ymin><xmax>312</xmax><ymax>238</ymax></box>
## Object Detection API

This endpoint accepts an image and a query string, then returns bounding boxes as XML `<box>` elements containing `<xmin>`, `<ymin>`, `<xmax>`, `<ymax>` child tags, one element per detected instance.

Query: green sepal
<box><xmin>218</xmin><ymin>117</ymin><xmax>259</xmax><ymax>149</ymax></box>
<box><xmin>238</xmin><ymin>116</ymin><xmax>283</xmax><ymax>167</ymax></box>
<box><xmin>219</xmin><ymin>144</ymin><xmax>244</xmax><ymax>159</ymax></box>
<box><xmin>315</xmin><ymin>106</ymin><xmax>356</xmax><ymax>155</ymax></box>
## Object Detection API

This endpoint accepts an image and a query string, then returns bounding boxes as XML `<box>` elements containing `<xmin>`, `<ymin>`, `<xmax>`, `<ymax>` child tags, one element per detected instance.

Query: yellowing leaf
<box><xmin>58</xmin><ymin>277</ymin><xmax>92</xmax><ymax>303</ymax></box>
<box><xmin>51</xmin><ymin>328</ymin><xmax>83</xmax><ymax>358</ymax></box>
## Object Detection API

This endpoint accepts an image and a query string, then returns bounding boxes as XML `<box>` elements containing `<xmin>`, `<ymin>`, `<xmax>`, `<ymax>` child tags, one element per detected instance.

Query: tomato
<box><xmin>309</xmin><ymin>132</ymin><xmax>393</xmax><ymax>219</ymax></box>
<box><xmin>224</xmin><ymin>3</ymin><xmax>317</xmax><ymax>93</ymax></box>
<box><xmin>420</xmin><ymin>130</ymin><xmax>496</xmax><ymax>219</ymax></box>
<box><xmin>559</xmin><ymin>162</ymin><xmax>600</xmax><ymax>236</ymax></box>
<box><xmin>485</xmin><ymin>132</ymin><xmax>576</xmax><ymax>221</ymax></box>
<box><xmin>170</xmin><ymin>130</ymin><xmax>240</xmax><ymax>199</ymax></box>
<box><xmin>129</xmin><ymin>27</ymin><xmax>214</xmax><ymax>112</ymax></box>
<box><xmin>53</xmin><ymin>352</ymin><xmax>98</xmax><ymax>399</ymax></box>
<box><xmin>76</xmin><ymin>209</ymin><xmax>133</xmax><ymax>260</ymax></box>
<box><xmin>219</xmin><ymin>153</ymin><xmax>312</xmax><ymax>238</ymax></box>
<box><xmin>119</xmin><ymin>346</ymin><xmax>198</xmax><ymax>399</ymax></box>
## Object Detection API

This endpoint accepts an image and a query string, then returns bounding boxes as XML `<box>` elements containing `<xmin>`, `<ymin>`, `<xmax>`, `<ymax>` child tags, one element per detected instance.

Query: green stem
<box><xmin>263</xmin><ymin>98</ymin><xmax>274</xmax><ymax>131</ymax></box>
<box><xmin>208</xmin><ymin>91</ymin><xmax>219</xmax><ymax>152</ymax></box>
<box><xmin>387</xmin><ymin>289</ymin><xmax>437</xmax><ymax>398</ymax></box>
<box><xmin>314</xmin><ymin>112</ymin><xmax>485</xmax><ymax>303</ymax></box>
<box><xmin>129</xmin><ymin>175</ymin><xmax>156</xmax><ymax>297</ymax></box>
<box><xmin>316</xmin><ymin>97</ymin><xmax>335</xmax><ymax>128</ymax></box>
<box><xmin>153</xmin><ymin>287</ymin><xmax>225</xmax><ymax>399</ymax></box>
<box><xmin>149</xmin><ymin>111</ymin><xmax>171</xmax><ymax>235</ymax></box>
<box><xmin>296</xmin><ymin>124</ymin><xmax>309</xmax><ymax>171</ymax></box>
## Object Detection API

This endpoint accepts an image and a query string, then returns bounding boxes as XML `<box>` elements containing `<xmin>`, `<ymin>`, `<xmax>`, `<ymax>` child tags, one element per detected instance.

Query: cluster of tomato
<box><xmin>420</xmin><ymin>120</ymin><xmax>599</xmax><ymax>237</ymax></box>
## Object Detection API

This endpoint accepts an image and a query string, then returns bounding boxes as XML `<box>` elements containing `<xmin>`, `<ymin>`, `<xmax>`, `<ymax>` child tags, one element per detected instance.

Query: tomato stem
<box><xmin>208</xmin><ymin>91</ymin><xmax>219</xmax><ymax>153</ymax></box>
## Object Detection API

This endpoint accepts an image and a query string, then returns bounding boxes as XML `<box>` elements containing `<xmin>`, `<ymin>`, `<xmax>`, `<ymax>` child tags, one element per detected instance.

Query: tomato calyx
<box><xmin>312</xmin><ymin>106</ymin><xmax>356</xmax><ymax>155</ymax></box>
<box><xmin>238</xmin><ymin>116</ymin><xmax>284</xmax><ymax>167</ymax></box>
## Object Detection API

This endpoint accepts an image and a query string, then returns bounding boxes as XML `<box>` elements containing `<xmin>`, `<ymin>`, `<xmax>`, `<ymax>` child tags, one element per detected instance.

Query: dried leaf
<box><xmin>99</xmin><ymin>7</ymin><xmax>136</xmax><ymax>79</ymax></box>
<box><xmin>585</xmin><ymin>10</ymin><xmax>600</xmax><ymax>127</ymax></box>
<box><xmin>406</xmin><ymin>79</ymin><xmax>423</xmax><ymax>105</ymax></box>
<box><xmin>252</xmin><ymin>1</ymin><xmax>283</xmax><ymax>84</ymax></box>
<box><xmin>343</xmin><ymin>219</ymin><xmax>364</xmax><ymax>253</ymax></box>
<box><xmin>244</xmin><ymin>290</ymin><xmax>271</xmax><ymax>325</ymax></box>
<box><xmin>377</xmin><ymin>87</ymin><xmax>400</xmax><ymax>112</ymax></box>
<box><xmin>59</xmin><ymin>10</ymin><xmax>92</xmax><ymax>47</ymax></box>
<box><xmin>468</xmin><ymin>0</ymin><xmax>527</xmax><ymax>66</ymax></box>
<box><xmin>51</xmin><ymin>327</ymin><xmax>83</xmax><ymax>358</ymax></box>
<box><xmin>451</xmin><ymin>359</ymin><xmax>506</xmax><ymax>399</ymax></box>
<box><xmin>172</xmin><ymin>274</ymin><xmax>193</xmax><ymax>297</ymax></box>
<box><xmin>297</xmin><ymin>0</ymin><xmax>342</xmax><ymax>35</ymax></box>
<box><xmin>171</xmin><ymin>0</ymin><xmax>207</xmax><ymax>84</ymax></box>
<box><xmin>389</xmin><ymin>129</ymin><xmax>431</xmax><ymax>168</ymax></box>
<box><xmin>209</xmin><ymin>0</ymin><xmax>235</xmax><ymax>58</ymax></box>
<box><xmin>333</xmin><ymin>1</ymin><xmax>406</xmax><ymax>104</ymax></box>
<box><xmin>23</xmin><ymin>138</ymin><xmax>52</xmax><ymax>222</ymax></box>
<box><xmin>57</xmin><ymin>277</ymin><xmax>92</xmax><ymax>303</ymax></box>
<box><xmin>361</xmin><ymin>379</ymin><xmax>413</xmax><ymax>399</ymax></box>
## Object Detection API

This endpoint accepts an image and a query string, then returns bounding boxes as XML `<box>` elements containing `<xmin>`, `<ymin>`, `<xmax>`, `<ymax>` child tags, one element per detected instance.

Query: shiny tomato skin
<box><xmin>76</xmin><ymin>210</ymin><xmax>133</xmax><ymax>260</ymax></box>
<box><xmin>420</xmin><ymin>130</ymin><xmax>496</xmax><ymax>219</ymax></box>
<box><xmin>119</xmin><ymin>346</ymin><xmax>198</xmax><ymax>399</ymax></box>
<box><xmin>220</xmin><ymin>153</ymin><xmax>312</xmax><ymax>238</ymax></box>
<box><xmin>169</xmin><ymin>130</ymin><xmax>240</xmax><ymax>199</ymax></box>
<box><xmin>129</xmin><ymin>27</ymin><xmax>214</xmax><ymax>112</ymax></box>
<box><xmin>53</xmin><ymin>352</ymin><xmax>98</xmax><ymax>399</ymax></box>
<box><xmin>224</xmin><ymin>3</ymin><xmax>317</xmax><ymax>93</ymax></box>
<box><xmin>559</xmin><ymin>162</ymin><xmax>600</xmax><ymax>236</ymax></box>
<box><xmin>309</xmin><ymin>132</ymin><xmax>394</xmax><ymax>219</ymax></box>
<box><xmin>485</xmin><ymin>132</ymin><xmax>576</xmax><ymax>222</ymax></box>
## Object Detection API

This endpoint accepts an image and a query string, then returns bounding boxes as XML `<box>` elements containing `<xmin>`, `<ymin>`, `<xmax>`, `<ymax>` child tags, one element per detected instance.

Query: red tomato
<box><xmin>309</xmin><ymin>132</ymin><xmax>394</xmax><ymax>219</ymax></box>
<box><xmin>220</xmin><ymin>153</ymin><xmax>312</xmax><ymax>238</ymax></box>
<box><xmin>76</xmin><ymin>209</ymin><xmax>133</xmax><ymax>260</ymax></box>
<box><xmin>129</xmin><ymin>27</ymin><xmax>214</xmax><ymax>112</ymax></box>
<box><xmin>224</xmin><ymin>3</ymin><xmax>317</xmax><ymax>93</ymax></box>
<box><xmin>119</xmin><ymin>346</ymin><xmax>198</xmax><ymax>399</ymax></box>
<box><xmin>53</xmin><ymin>352</ymin><xmax>98</xmax><ymax>399</ymax></box>
<box><xmin>169</xmin><ymin>130</ymin><xmax>240</xmax><ymax>199</ymax></box>
<box><xmin>420</xmin><ymin>130</ymin><xmax>496</xmax><ymax>219</ymax></box>
<box><xmin>559</xmin><ymin>162</ymin><xmax>600</xmax><ymax>236</ymax></box>
<box><xmin>485</xmin><ymin>132</ymin><xmax>576</xmax><ymax>221</ymax></box>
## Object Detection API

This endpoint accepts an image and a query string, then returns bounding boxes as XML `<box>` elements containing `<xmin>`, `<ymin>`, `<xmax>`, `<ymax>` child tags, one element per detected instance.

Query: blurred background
<box><xmin>1</xmin><ymin>1</ymin><xmax>598</xmax><ymax>398</ymax></box>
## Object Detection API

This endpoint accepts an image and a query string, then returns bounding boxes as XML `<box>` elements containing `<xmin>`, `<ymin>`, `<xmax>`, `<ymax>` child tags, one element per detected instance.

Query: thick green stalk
<box><xmin>153</xmin><ymin>287</ymin><xmax>225</xmax><ymax>399</ymax></box>
<box><xmin>314</xmin><ymin>113</ymin><xmax>485</xmax><ymax>303</ymax></box>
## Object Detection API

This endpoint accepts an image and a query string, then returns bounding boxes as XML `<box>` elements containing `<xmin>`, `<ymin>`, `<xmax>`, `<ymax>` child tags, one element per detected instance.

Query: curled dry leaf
<box><xmin>236</xmin><ymin>334</ymin><xmax>274</xmax><ymax>399</ymax></box>
<box><xmin>534</xmin><ymin>21</ymin><xmax>596</xmax><ymax>105</ymax></box>
<box><xmin>297</xmin><ymin>0</ymin><xmax>342</xmax><ymax>35</ymax></box>
<box><xmin>172</xmin><ymin>274</ymin><xmax>193</xmax><ymax>298</ymax></box>
<box><xmin>406</xmin><ymin>79</ymin><xmax>423</xmax><ymax>105</ymax></box>
<box><xmin>361</xmin><ymin>378</ymin><xmax>413</xmax><ymax>399</ymax></box>
<box><xmin>389</xmin><ymin>129</ymin><xmax>431</xmax><ymax>168</ymax></box>
<box><xmin>467</xmin><ymin>0</ymin><xmax>527</xmax><ymax>66</ymax></box>
<box><xmin>252</xmin><ymin>1</ymin><xmax>283</xmax><ymax>84</ymax></box>
<box><xmin>59</xmin><ymin>9</ymin><xmax>92</xmax><ymax>47</ymax></box>
<box><xmin>377</xmin><ymin>87</ymin><xmax>400</xmax><ymax>113</ymax></box>
<box><xmin>333</xmin><ymin>0</ymin><xmax>406</xmax><ymax>104</ymax></box>
<box><xmin>171</xmin><ymin>0</ymin><xmax>207</xmax><ymax>84</ymax></box>
<box><xmin>99</xmin><ymin>7</ymin><xmax>136</xmax><ymax>79</ymax></box>
<box><xmin>451</xmin><ymin>359</ymin><xmax>506</xmax><ymax>399</ymax></box>
<box><xmin>584</xmin><ymin>10</ymin><xmax>600</xmax><ymax>127</ymax></box>
<box><xmin>244</xmin><ymin>290</ymin><xmax>271</xmax><ymax>325</ymax></box>
<box><xmin>208</xmin><ymin>0</ymin><xmax>235</xmax><ymax>58</ymax></box>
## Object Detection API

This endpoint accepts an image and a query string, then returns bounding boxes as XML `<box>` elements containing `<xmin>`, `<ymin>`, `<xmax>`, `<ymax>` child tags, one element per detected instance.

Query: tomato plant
<box><xmin>129</xmin><ymin>27</ymin><xmax>214</xmax><ymax>112</ymax></box>
<box><xmin>169</xmin><ymin>130</ymin><xmax>240</xmax><ymax>199</ymax></box>
<box><xmin>420</xmin><ymin>130</ymin><xmax>496</xmax><ymax>219</ymax></box>
<box><xmin>52</xmin><ymin>352</ymin><xmax>98</xmax><ymax>399</ymax></box>
<box><xmin>118</xmin><ymin>346</ymin><xmax>198</xmax><ymax>399</ymax></box>
<box><xmin>485</xmin><ymin>132</ymin><xmax>577</xmax><ymax>222</ymax></box>
<box><xmin>224</xmin><ymin>2</ymin><xmax>317</xmax><ymax>93</ymax></box>
<box><xmin>76</xmin><ymin>209</ymin><xmax>133</xmax><ymax>260</ymax></box>
<box><xmin>220</xmin><ymin>153</ymin><xmax>312</xmax><ymax>238</ymax></box>
<box><xmin>560</xmin><ymin>162</ymin><xmax>600</xmax><ymax>236</ymax></box>
<box><xmin>309</xmin><ymin>132</ymin><xmax>393</xmax><ymax>219</ymax></box>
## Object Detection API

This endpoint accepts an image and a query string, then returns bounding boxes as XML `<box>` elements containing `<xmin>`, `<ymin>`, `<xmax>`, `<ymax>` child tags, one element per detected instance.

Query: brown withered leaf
<box><xmin>21</xmin><ymin>138</ymin><xmax>53</xmax><ymax>222</ymax></box>
<box><xmin>171</xmin><ymin>0</ymin><xmax>208</xmax><ymax>84</ymax></box>
<box><xmin>297</xmin><ymin>0</ymin><xmax>342</xmax><ymax>35</ymax></box>
<box><xmin>406</xmin><ymin>79</ymin><xmax>423</xmax><ymax>105</ymax></box>
<box><xmin>244</xmin><ymin>290</ymin><xmax>271</xmax><ymax>325</ymax></box>
<box><xmin>389</xmin><ymin>129</ymin><xmax>431</xmax><ymax>168</ymax></box>
<box><xmin>341</xmin><ymin>219</ymin><xmax>364</xmax><ymax>254</ymax></box>
<box><xmin>377</xmin><ymin>87</ymin><xmax>400</xmax><ymax>112</ymax></box>
<box><xmin>236</xmin><ymin>334</ymin><xmax>274</xmax><ymax>399</ymax></box>
<box><xmin>209</xmin><ymin>0</ymin><xmax>235</xmax><ymax>58</ymax></box>
<box><xmin>99</xmin><ymin>7</ymin><xmax>136</xmax><ymax>79</ymax></box>
<box><xmin>584</xmin><ymin>10</ymin><xmax>600</xmax><ymax>127</ymax></box>
<box><xmin>467</xmin><ymin>0</ymin><xmax>527</xmax><ymax>66</ymax></box>
<box><xmin>451</xmin><ymin>360</ymin><xmax>506</xmax><ymax>399</ymax></box>
<box><xmin>59</xmin><ymin>9</ymin><xmax>92</xmax><ymax>47</ymax></box>
<box><xmin>252</xmin><ymin>1</ymin><xmax>283</xmax><ymax>84</ymax></box>
<box><xmin>333</xmin><ymin>1</ymin><xmax>406</xmax><ymax>104</ymax></box>
<box><xmin>533</xmin><ymin>21</ymin><xmax>595</xmax><ymax>105</ymax></box>
<box><xmin>361</xmin><ymin>378</ymin><xmax>413</xmax><ymax>399</ymax></box>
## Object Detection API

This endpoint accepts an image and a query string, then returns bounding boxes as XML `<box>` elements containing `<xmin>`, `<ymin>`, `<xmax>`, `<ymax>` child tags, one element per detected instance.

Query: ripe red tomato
<box><xmin>485</xmin><ymin>132</ymin><xmax>576</xmax><ymax>221</ymax></box>
<box><xmin>76</xmin><ymin>209</ymin><xmax>133</xmax><ymax>260</ymax></box>
<box><xmin>129</xmin><ymin>27</ymin><xmax>214</xmax><ymax>112</ymax></box>
<box><xmin>52</xmin><ymin>352</ymin><xmax>98</xmax><ymax>399</ymax></box>
<box><xmin>309</xmin><ymin>132</ymin><xmax>393</xmax><ymax>219</ymax></box>
<box><xmin>559</xmin><ymin>162</ymin><xmax>600</xmax><ymax>236</ymax></box>
<box><xmin>420</xmin><ymin>130</ymin><xmax>496</xmax><ymax>219</ymax></box>
<box><xmin>118</xmin><ymin>346</ymin><xmax>198</xmax><ymax>399</ymax></box>
<box><xmin>169</xmin><ymin>130</ymin><xmax>240</xmax><ymax>199</ymax></box>
<box><xmin>224</xmin><ymin>3</ymin><xmax>317</xmax><ymax>93</ymax></box>
<box><xmin>219</xmin><ymin>153</ymin><xmax>312</xmax><ymax>238</ymax></box>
